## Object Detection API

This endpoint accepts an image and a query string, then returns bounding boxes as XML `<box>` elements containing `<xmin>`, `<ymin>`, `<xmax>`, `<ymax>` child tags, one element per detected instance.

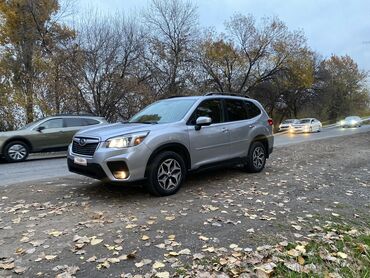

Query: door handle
<box><xmin>249</xmin><ymin>125</ymin><xmax>255</xmax><ymax>128</ymax></box>
<box><xmin>221</xmin><ymin>128</ymin><xmax>229</xmax><ymax>133</ymax></box>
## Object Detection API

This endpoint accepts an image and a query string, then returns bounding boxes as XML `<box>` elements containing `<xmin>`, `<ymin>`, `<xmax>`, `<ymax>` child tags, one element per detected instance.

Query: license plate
<box><xmin>74</xmin><ymin>156</ymin><xmax>87</xmax><ymax>166</ymax></box>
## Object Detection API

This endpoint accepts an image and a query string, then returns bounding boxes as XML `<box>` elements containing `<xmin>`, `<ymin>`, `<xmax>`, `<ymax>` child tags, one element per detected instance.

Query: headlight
<box><xmin>106</xmin><ymin>131</ymin><xmax>149</xmax><ymax>149</ymax></box>
<box><xmin>340</xmin><ymin>120</ymin><xmax>345</xmax><ymax>125</ymax></box>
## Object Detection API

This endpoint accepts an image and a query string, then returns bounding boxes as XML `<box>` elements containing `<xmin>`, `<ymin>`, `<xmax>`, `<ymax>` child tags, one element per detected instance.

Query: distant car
<box><xmin>0</xmin><ymin>115</ymin><xmax>108</xmax><ymax>162</ymax></box>
<box><xmin>339</xmin><ymin>116</ymin><xmax>362</xmax><ymax>128</ymax></box>
<box><xmin>290</xmin><ymin>118</ymin><xmax>322</xmax><ymax>133</ymax></box>
<box><xmin>278</xmin><ymin>119</ymin><xmax>299</xmax><ymax>131</ymax></box>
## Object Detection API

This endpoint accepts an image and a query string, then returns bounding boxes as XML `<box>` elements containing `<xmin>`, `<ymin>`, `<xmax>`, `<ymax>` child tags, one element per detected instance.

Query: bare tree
<box><xmin>143</xmin><ymin>0</ymin><xmax>198</xmax><ymax>98</ymax></box>
<box><xmin>65</xmin><ymin>12</ymin><xmax>145</xmax><ymax>121</ymax></box>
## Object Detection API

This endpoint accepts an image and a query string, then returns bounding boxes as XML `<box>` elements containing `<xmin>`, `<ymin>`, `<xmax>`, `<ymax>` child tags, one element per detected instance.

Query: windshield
<box><xmin>18</xmin><ymin>118</ymin><xmax>45</xmax><ymax>130</ymax></box>
<box><xmin>282</xmin><ymin>119</ymin><xmax>296</xmax><ymax>124</ymax></box>
<box><xmin>299</xmin><ymin>119</ymin><xmax>311</xmax><ymax>124</ymax></box>
<box><xmin>129</xmin><ymin>99</ymin><xmax>197</xmax><ymax>124</ymax></box>
<box><xmin>345</xmin><ymin>116</ymin><xmax>359</xmax><ymax>121</ymax></box>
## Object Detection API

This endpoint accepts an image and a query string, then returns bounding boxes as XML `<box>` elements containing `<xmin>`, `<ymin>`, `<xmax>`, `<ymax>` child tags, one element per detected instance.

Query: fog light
<box><xmin>113</xmin><ymin>171</ymin><xmax>127</xmax><ymax>179</ymax></box>
<box><xmin>107</xmin><ymin>161</ymin><xmax>129</xmax><ymax>180</ymax></box>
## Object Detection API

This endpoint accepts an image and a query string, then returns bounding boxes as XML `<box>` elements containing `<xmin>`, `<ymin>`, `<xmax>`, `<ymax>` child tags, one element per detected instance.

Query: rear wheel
<box><xmin>145</xmin><ymin>151</ymin><xmax>186</xmax><ymax>196</ymax></box>
<box><xmin>4</xmin><ymin>141</ymin><xmax>29</xmax><ymax>163</ymax></box>
<box><xmin>243</xmin><ymin>141</ymin><xmax>266</xmax><ymax>173</ymax></box>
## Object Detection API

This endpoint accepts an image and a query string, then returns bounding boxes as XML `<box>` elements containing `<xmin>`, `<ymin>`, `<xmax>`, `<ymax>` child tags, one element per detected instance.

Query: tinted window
<box><xmin>190</xmin><ymin>99</ymin><xmax>223</xmax><ymax>124</ymax></box>
<box><xmin>244</xmin><ymin>101</ymin><xmax>261</xmax><ymax>118</ymax></box>
<box><xmin>39</xmin><ymin>119</ymin><xmax>63</xmax><ymax>129</ymax></box>
<box><xmin>84</xmin><ymin>118</ymin><xmax>100</xmax><ymax>125</ymax></box>
<box><xmin>65</xmin><ymin>118</ymin><xmax>85</xmax><ymax>127</ymax></box>
<box><xmin>225</xmin><ymin>99</ymin><xmax>248</xmax><ymax>121</ymax></box>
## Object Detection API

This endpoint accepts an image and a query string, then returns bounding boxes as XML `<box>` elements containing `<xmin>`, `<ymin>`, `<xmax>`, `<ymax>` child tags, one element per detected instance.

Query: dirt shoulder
<box><xmin>0</xmin><ymin>132</ymin><xmax>369</xmax><ymax>277</ymax></box>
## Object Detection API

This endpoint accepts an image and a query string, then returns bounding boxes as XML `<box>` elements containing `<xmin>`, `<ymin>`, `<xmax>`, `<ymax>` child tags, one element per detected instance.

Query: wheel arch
<box><xmin>145</xmin><ymin>143</ymin><xmax>191</xmax><ymax>177</ymax></box>
<box><xmin>250</xmin><ymin>134</ymin><xmax>270</xmax><ymax>158</ymax></box>
<box><xmin>2</xmin><ymin>137</ymin><xmax>33</xmax><ymax>154</ymax></box>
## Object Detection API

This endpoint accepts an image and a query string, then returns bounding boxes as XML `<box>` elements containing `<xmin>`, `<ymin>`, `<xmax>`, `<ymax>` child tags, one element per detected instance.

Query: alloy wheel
<box><xmin>252</xmin><ymin>146</ymin><xmax>265</xmax><ymax>169</ymax></box>
<box><xmin>8</xmin><ymin>144</ymin><xmax>27</xmax><ymax>161</ymax></box>
<box><xmin>157</xmin><ymin>158</ymin><xmax>182</xmax><ymax>190</ymax></box>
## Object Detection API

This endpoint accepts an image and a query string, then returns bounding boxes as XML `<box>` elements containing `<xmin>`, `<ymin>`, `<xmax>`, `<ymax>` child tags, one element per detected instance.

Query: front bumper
<box><xmin>290</xmin><ymin>126</ymin><xmax>310</xmax><ymax>133</ymax></box>
<box><xmin>278</xmin><ymin>125</ymin><xmax>290</xmax><ymax>131</ymax></box>
<box><xmin>67</xmin><ymin>142</ymin><xmax>152</xmax><ymax>182</ymax></box>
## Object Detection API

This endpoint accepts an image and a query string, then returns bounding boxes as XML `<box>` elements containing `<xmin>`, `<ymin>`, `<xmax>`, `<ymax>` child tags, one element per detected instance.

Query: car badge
<box><xmin>79</xmin><ymin>138</ymin><xmax>87</xmax><ymax>146</ymax></box>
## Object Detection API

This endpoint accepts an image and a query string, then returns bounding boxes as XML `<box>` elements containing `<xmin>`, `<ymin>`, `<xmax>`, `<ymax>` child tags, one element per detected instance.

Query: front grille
<box><xmin>72</xmin><ymin>138</ymin><xmax>99</xmax><ymax>156</ymax></box>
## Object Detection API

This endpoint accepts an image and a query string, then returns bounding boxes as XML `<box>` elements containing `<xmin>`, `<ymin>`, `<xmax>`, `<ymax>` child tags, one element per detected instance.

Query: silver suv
<box><xmin>68</xmin><ymin>94</ymin><xmax>274</xmax><ymax>196</ymax></box>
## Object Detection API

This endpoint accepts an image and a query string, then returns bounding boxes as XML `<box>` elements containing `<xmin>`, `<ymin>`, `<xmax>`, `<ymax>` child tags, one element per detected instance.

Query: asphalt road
<box><xmin>0</xmin><ymin>125</ymin><xmax>369</xmax><ymax>187</ymax></box>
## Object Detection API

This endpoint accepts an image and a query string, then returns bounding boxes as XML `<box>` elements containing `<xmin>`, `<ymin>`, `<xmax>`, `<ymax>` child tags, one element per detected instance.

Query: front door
<box><xmin>187</xmin><ymin>99</ymin><xmax>231</xmax><ymax>168</ymax></box>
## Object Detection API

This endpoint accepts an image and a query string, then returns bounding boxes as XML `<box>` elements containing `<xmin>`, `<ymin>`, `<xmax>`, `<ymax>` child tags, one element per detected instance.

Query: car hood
<box><xmin>291</xmin><ymin>124</ymin><xmax>309</xmax><ymax>127</ymax></box>
<box><xmin>75</xmin><ymin>123</ymin><xmax>157</xmax><ymax>141</ymax></box>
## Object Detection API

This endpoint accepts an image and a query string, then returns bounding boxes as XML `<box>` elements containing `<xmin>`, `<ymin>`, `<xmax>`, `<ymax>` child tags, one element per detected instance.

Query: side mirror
<box><xmin>195</xmin><ymin>116</ymin><xmax>212</xmax><ymax>130</ymax></box>
<box><xmin>36</xmin><ymin>126</ymin><xmax>45</xmax><ymax>132</ymax></box>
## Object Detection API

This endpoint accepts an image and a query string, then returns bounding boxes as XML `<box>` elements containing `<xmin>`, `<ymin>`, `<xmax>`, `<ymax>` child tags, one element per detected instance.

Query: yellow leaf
<box><xmin>91</xmin><ymin>238</ymin><xmax>103</xmax><ymax>246</ymax></box>
<box><xmin>152</xmin><ymin>261</ymin><xmax>165</xmax><ymax>269</ymax></box>
<box><xmin>298</xmin><ymin>256</ymin><xmax>305</xmax><ymax>265</ymax></box>
<box><xmin>45</xmin><ymin>255</ymin><xmax>57</xmax><ymax>260</ymax></box>
<box><xmin>336</xmin><ymin>252</ymin><xmax>348</xmax><ymax>259</ymax></box>
<box><xmin>141</xmin><ymin>235</ymin><xmax>150</xmax><ymax>241</ymax></box>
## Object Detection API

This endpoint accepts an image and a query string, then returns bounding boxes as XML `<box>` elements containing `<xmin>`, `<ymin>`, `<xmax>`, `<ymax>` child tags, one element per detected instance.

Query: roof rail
<box><xmin>54</xmin><ymin>113</ymin><xmax>96</xmax><ymax>117</ymax></box>
<box><xmin>204</xmin><ymin>92</ymin><xmax>251</xmax><ymax>98</ymax></box>
<box><xmin>167</xmin><ymin>95</ymin><xmax>183</xmax><ymax>99</ymax></box>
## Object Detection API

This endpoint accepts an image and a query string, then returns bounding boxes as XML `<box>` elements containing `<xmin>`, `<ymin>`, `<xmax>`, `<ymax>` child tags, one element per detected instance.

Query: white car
<box><xmin>290</xmin><ymin>118</ymin><xmax>322</xmax><ymax>133</ymax></box>
<box><xmin>339</xmin><ymin>116</ymin><xmax>362</xmax><ymax>128</ymax></box>
<box><xmin>278</xmin><ymin>119</ymin><xmax>299</xmax><ymax>131</ymax></box>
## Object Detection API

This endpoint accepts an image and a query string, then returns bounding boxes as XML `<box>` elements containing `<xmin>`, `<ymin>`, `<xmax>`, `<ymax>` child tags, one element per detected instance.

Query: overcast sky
<box><xmin>77</xmin><ymin>0</ymin><xmax>370</xmax><ymax>73</ymax></box>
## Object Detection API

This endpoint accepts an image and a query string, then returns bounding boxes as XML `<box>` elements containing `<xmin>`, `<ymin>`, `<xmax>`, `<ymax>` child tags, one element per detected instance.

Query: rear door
<box><xmin>187</xmin><ymin>99</ymin><xmax>232</xmax><ymax>168</ymax></box>
<box><xmin>62</xmin><ymin>118</ymin><xmax>90</xmax><ymax>145</ymax></box>
<box><xmin>224</xmin><ymin>99</ymin><xmax>261</xmax><ymax>158</ymax></box>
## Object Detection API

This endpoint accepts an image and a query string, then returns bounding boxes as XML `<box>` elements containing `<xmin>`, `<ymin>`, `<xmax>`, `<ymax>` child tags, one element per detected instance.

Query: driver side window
<box><xmin>189</xmin><ymin>99</ymin><xmax>223</xmax><ymax>125</ymax></box>
<box><xmin>38</xmin><ymin>119</ymin><xmax>63</xmax><ymax>130</ymax></box>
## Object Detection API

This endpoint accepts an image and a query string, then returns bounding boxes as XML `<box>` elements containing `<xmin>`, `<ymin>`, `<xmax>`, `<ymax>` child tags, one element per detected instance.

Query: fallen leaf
<box><xmin>152</xmin><ymin>261</ymin><xmax>165</xmax><ymax>269</ymax></box>
<box><xmin>90</xmin><ymin>238</ymin><xmax>103</xmax><ymax>246</ymax></box>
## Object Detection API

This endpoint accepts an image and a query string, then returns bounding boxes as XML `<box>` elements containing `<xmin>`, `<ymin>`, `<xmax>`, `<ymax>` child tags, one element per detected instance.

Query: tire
<box><xmin>243</xmin><ymin>141</ymin><xmax>266</xmax><ymax>173</ymax></box>
<box><xmin>145</xmin><ymin>151</ymin><xmax>186</xmax><ymax>196</ymax></box>
<box><xmin>3</xmin><ymin>141</ymin><xmax>29</xmax><ymax>163</ymax></box>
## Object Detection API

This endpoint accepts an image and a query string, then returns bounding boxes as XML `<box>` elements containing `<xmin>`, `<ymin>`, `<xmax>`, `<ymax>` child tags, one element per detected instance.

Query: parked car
<box><xmin>0</xmin><ymin>115</ymin><xmax>107</xmax><ymax>162</ymax></box>
<box><xmin>339</xmin><ymin>116</ymin><xmax>362</xmax><ymax>128</ymax></box>
<box><xmin>290</xmin><ymin>118</ymin><xmax>322</xmax><ymax>133</ymax></box>
<box><xmin>278</xmin><ymin>119</ymin><xmax>299</xmax><ymax>131</ymax></box>
<box><xmin>68</xmin><ymin>93</ymin><xmax>274</xmax><ymax>196</ymax></box>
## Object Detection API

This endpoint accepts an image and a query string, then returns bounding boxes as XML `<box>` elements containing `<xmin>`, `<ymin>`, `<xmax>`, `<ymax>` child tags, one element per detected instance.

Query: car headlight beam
<box><xmin>106</xmin><ymin>132</ymin><xmax>149</xmax><ymax>149</ymax></box>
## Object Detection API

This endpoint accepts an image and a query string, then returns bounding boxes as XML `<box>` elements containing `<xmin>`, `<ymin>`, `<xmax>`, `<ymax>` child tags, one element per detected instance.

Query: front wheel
<box><xmin>145</xmin><ymin>151</ymin><xmax>186</xmax><ymax>196</ymax></box>
<box><xmin>4</xmin><ymin>141</ymin><xmax>29</xmax><ymax>163</ymax></box>
<box><xmin>243</xmin><ymin>141</ymin><xmax>266</xmax><ymax>173</ymax></box>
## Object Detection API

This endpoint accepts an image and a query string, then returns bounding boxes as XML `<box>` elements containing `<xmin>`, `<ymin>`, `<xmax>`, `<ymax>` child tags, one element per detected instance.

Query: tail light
<box><xmin>268</xmin><ymin>119</ymin><xmax>273</xmax><ymax>126</ymax></box>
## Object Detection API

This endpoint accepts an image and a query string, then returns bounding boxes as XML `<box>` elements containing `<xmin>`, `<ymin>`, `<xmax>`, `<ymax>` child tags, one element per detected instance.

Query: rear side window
<box><xmin>244</xmin><ymin>101</ymin><xmax>261</xmax><ymax>118</ymax></box>
<box><xmin>225</xmin><ymin>99</ymin><xmax>248</xmax><ymax>121</ymax></box>
<box><xmin>64</xmin><ymin>118</ymin><xmax>85</xmax><ymax>127</ymax></box>
<box><xmin>84</xmin><ymin>118</ymin><xmax>100</xmax><ymax>125</ymax></box>
<box><xmin>190</xmin><ymin>99</ymin><xmax>223</xmax><ymax>124</ymax></box>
